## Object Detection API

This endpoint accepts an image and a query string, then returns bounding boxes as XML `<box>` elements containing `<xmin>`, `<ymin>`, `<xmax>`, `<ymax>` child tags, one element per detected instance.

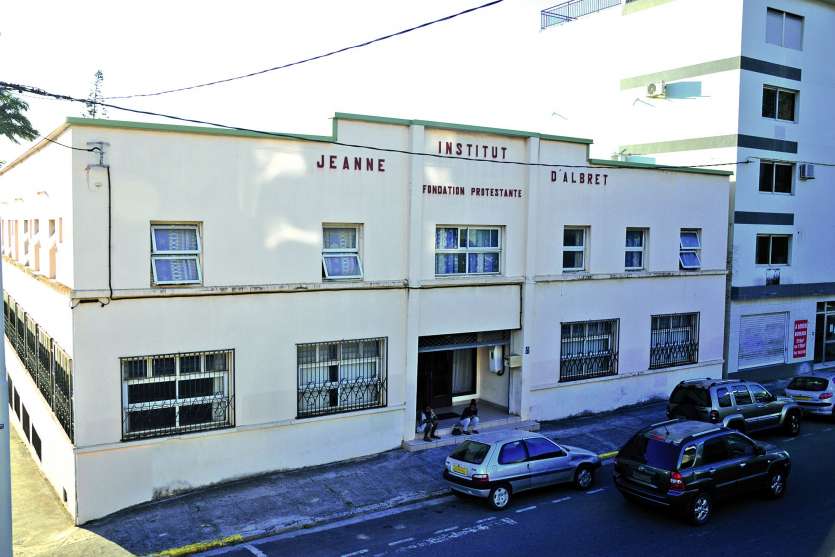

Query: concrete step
<box><xmin>402</xmin><ymin>418</ymin><xmax>540</xmax><ymax>452</ymax></box>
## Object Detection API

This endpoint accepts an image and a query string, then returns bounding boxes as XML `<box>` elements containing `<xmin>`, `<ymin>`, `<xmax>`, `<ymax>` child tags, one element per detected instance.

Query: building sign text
<box><xmin>793</xmin><ymin>319</ymin><xmax>808</xmax><ymax>358</ymax></box>
<box><xmin>316</xmin><ymin>154</ymin><xmax>385</xmax><ymax>172</ymax></box>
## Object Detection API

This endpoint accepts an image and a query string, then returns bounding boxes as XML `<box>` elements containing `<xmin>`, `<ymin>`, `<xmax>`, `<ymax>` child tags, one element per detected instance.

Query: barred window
<box><xmin>650</xmin><ymin>313</ymin><xmax>700</xmax><ymax>369</ymax></box>
<box><xmin>297</xmin><ymin>338</ymin><xmax>387</xmax><ymax>418</ymax></box>
<box><xmin>121</xmin><ymin>350</ymin><xmax>234</xmax><ymax>441</ymax></box>
<box><xmin>151</xmin><ymin>224</ymin><xmax>202</xmax><ymax>285</ymax></box>
<box><xmin>560</xmin><ymin>319</ymin><xmax>619</xmax><ymax>382</ymax></box>
<box><xmin>53</xmin><ymin>346</ymin><xmax>73</xmax><ymax>440</ymax></box>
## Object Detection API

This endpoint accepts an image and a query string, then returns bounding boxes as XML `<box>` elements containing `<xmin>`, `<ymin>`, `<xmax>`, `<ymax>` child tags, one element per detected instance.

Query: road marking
<box><xmin>475</xmin><ymin>516</ymin><xmax>497</xmax><ymax>524</ymax></box>
<box><xmin>515</xmin><ymin>506</ymin><xmax>537</xmax><ymax>513</ymax></box>
<box><xmin>586</xmin><ymin>488</ymin><xmax>605</xmax><ymax>495</ymax></box>
<box><xmin>824</xmin><ymin>428</ymin><xmax>833</xmax><ymax>432</ymax></box>
<box><xmin>341</xmin><ymin>550</ymin><xmax>368</xmax><ymax>557</ymax></box>
<box><xmin>244</xmin><ymin>545</ymin><xmax>268</xmax><ymax>557</ymax></box>
<box><xmin>784</xmin><ymin>438</ymin><xmax>796</xmax><ymax>442</ymax></box>
<box><xmin>388</xmin><ymin>537</ymin><xmax>415</xmax><ymax>547</ymax></box>
<box><xmin>433</xmin><ymin>526</ymin><xmax>459</xmax><ymax>534</ymax></box>
<box><xmin>552</xmin><ymin>497</ymin><xmax>572</xmax><ymax>504</ymax></box>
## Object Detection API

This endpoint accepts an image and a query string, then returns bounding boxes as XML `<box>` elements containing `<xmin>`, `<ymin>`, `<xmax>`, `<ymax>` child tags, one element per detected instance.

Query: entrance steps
<box><xmin>402</xmin><ymin>417</ymin><xmax>540</xmax><ymax>452</ymax></box>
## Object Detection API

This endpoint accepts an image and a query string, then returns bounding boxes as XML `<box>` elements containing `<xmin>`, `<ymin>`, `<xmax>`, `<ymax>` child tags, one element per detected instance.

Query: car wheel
<box><xmin>487</xmin><ymin>484</ymin><xmax>511</xmax><ymax>510</ymax></box>
<box><xmin>573</xmin><ymin>465</ymin><xmax>595</xmax><ymax>491</ymax></box>
<box><xmin>765</xmin><ymin>467</ymin><xmax>787</xmax><ymax>499</ymax></box>
<box><xmin>783</xmin><ymin>412</ymin><xmax>801</xmax><ymax>436</ymax></box>
<box><xmin>688</xmin><ymin>492</ymin><xmax>712</xmax><ymax>526</ymax></box>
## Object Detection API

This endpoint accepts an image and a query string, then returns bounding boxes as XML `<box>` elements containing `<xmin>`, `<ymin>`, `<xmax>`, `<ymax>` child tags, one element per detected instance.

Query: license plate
<box><xmin>793</xmin><ymin>395</ymin><xmax>811</xmax><ymax>400</ymax></box>
<box><xmin>452</xmin><ymin>464</ymin><xmax>467</xmax><ymax>475</ymax></box>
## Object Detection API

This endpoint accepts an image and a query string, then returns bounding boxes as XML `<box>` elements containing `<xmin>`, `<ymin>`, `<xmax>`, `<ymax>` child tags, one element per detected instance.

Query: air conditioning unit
<box><xmin>766</xmin><ymin>268</ymin><xmax>781</xmax><ymax>286</ymax></box>
<box><xmin>646</xmin><ymin>81</ymin><xmax>666</xmax><ymax>98</ymax></box>
<box><xmin>799</xmin><ymin>163</ymin><xmax>815</xmax><ymax>180</ymax></box>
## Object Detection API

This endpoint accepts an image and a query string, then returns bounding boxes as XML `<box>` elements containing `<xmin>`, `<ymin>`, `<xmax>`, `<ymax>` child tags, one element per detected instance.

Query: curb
<box><xmin>154</xmin><ymin>450</ymin><xmax>622</xmax><ymax>556</ymax></box>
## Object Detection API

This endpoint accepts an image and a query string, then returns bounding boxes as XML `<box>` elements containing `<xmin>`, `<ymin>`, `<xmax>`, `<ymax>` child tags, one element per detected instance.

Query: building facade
<box><xmin>539</xmin><ymin>0</ymin><xmax>835</xmax><ymax>374</ymax></box>
<box><xmin>0</xmin><ymin>113</ymin><xmax>728</xmax><ymax>522</ymax></box>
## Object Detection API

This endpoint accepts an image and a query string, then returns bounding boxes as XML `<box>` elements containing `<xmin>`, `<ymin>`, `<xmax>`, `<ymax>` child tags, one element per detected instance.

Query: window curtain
<box><xmin>154</xmin><ymin>228</ymin><xmax>198</xmax><ymax>252</ymax></box>
<box><xmin>323</xmin><ymin>228</ymin><xmax>356</xmax><ymax>250</ymax></box>
<box><xmin>452</xmin><ymin>349</ymin><xmax>475</xmax><ymax>395</ymax></box>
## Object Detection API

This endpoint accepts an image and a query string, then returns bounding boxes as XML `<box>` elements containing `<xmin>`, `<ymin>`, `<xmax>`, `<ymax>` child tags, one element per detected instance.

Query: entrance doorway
<box><xmin>815</xmin><ymin>301</ymin><xmax>835</xmax><ymax>366</ymax></box>
<box><xmin>417</xmin><ymin>348</ymin><xmax>476</xmax><ymax>411</ymax></box>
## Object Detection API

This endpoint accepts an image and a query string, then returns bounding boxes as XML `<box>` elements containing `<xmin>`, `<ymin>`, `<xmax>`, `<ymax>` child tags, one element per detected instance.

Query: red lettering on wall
<box><xmin>445</xmin><ymin>142</ymin><xmax>453</xmax><ymax>155</ymax></box>
<box><xmin>329</xmin><ymin>155</ymin><xmax>337</xmax><ymax>169</ymax></box>
<box><xmin>366</xmin><ymin>158</ymin><xmax>374</xmax><ymax>171</ymax></box>
<box><xmin>354</xmin><ymin>157</ymin><xmax>362</xmax><ymax>170</ymax></box>
<box><xmin>343</xmin><ymin>157</ymin><xmax>350</xmax><ymax>170</ymax></box>
<box><xmin>378</xmin><ymin>159</ymin><xmax>385</xmax><ymax>172</ymax></box>
<box><xmin>456</xmin><ymin>143</ymin><xmax>463</xmax><ymax>156</ymax></box>
<box><xmin>316</xmin><ymin>154</ymin><xmax>325</xmax><ymax>168</ymax></box>
<box><xmin>551</xmin><ymin>171</ymin><xmax>558</xmax><ymax>182</ymax></box>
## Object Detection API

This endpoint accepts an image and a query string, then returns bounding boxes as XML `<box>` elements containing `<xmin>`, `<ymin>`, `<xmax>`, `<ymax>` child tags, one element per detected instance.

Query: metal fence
<box><xmin>559</xmin><ymin>319</ymin><xmax>619</xmax><ymax>382</ymax></box>
<box><xmin>297</xmin><ymin>337</ymin><xmax>387</xmax><ymax>418</ymax></box>
<box><xmin>649</xmin><ymin>313</ymin><xmax>700</xmax><ymax>369</ymax></box>
<box><xmin>541</xmin><ymin>0</ymin><xmax>622</xmax><ymax>29</ymax></box>
<box><xmin>3</xmin><ymin>293</ymin><xmax>74</xmax><ymax>441</ymax></box>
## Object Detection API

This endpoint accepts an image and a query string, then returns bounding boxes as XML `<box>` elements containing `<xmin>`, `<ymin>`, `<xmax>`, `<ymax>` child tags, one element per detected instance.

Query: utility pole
<box><xmin>0</xmin><ymin>258</ymin><xmax>12</xmax><ymax>556</ymax></box>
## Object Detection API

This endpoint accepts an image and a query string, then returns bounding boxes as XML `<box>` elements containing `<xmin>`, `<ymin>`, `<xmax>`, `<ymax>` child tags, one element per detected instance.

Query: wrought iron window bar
<box><xmin>649</xmin><ymin>313</ymin><xmax>700</xmax><ymax>369</ymax></box>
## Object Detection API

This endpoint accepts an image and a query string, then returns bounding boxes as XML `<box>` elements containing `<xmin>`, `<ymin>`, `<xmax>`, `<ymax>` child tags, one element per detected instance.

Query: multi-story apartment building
<box><xmin>0</xmin><ymin>113</ymin><xmax>728</xmax><ymax>522</ymax></box>
<box><xmin>539</xmin><ymin>0</ymin><xmax>835</xmax><ymax>374</ymax></box>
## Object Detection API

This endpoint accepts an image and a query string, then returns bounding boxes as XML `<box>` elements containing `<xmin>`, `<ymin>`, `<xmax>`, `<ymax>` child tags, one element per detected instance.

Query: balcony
<box><xmin>540</xmin><ymin>0</ymin><xmax>622</xmax><ymax>29</ymax></box>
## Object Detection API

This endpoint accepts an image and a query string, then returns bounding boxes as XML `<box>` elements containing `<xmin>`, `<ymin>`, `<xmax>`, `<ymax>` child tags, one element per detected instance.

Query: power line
<box><xmin>1</xmin><ymin>80</ymin><xmax>758</xmax><ymax>171</ymax></box>
<box><xmin>104</xmin><ymin>0</ymin><xmax>506</xmax><ymax>100</ymax></box>
<box><xmin>41</xmin><ymin>136</ymin><xmax>100</xmax><ymax>152</ymax></box>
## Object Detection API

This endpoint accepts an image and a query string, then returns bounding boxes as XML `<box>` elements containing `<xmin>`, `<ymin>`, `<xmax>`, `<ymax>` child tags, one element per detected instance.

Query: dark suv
<box><xmin>667</xmin><ymin>378</ymin><xmax>801</xmax><ymax>436</ymax></box>
<box><xmin>614</xmin><ymin>420</ymin><xmax>791</xmax><ymax>525</ymax></box>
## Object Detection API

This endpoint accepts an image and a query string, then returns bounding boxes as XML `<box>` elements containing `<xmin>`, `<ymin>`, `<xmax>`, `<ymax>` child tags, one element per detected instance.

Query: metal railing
<box><xmin>649</xmin><ymin>313</ymin><xmax>700</xmax><ymax>369</ymax></box>
<box><xmin>560</xmin><ymin>352</ymin><xmax>619</xmax><ymax>382</ymax></box>
<box><xmin>650</xmin><ymin>342</ymin><xmax>700</xmax><ymax>370</ymax></box>
<box><xmin>3</xmin><ymin>293</ymin><xmax>74</xmax><ymax>441</ymax></box>
<box><xmin>541</xmin><ymin>0</ymin><xmax>622</xmax><ymax>29</ymax></box>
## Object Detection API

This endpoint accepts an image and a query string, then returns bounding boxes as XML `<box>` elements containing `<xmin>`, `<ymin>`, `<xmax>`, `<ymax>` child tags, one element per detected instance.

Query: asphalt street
<box><xmin>203</xmin><ymin>417</ymin><xmax>835</xmax><ymax>557</ymax></box>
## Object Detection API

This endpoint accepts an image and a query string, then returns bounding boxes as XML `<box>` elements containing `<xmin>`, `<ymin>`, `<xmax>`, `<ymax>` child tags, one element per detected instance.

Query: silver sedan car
<box><xmin>785</xmin><ymin>373</ymin><xmax>835</xmax><ymax>418</ymax></box>
<box><xmin>442</xmin><ymin>430</ymin><xmax>601</xmax><ymax>510</ymax></box>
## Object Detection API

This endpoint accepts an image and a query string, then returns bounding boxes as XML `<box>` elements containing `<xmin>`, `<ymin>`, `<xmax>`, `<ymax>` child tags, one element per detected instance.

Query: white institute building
<box><xmin>538</xmin><ymin>0</ymin><xmax>835</xmax><ymax>374</ymax></box>
<box><xmin>0</xmin><ymin>113</ymin><xmax>729</xmax><ymax>522</ymax></box>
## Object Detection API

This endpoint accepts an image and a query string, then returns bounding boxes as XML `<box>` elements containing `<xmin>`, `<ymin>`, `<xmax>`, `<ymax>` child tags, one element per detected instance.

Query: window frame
<box><xmin>562</xmin><ymin>226</ymin><xmax>588</xmax><ymax>273</ymax></box>
<box><xmin>322</xmin><ymin>224</ymin><xmax>364</xmax><ymax>280</ymax></box>
<box><xmin>624</xmin><ymin>228</ymin><xmax>646</xmax><ymax>272</ymax></box>
<box><xmin>679</xmin><ymin>229</ymin><xmax>702</xmax><ymax>270</ymax></box>
<box><xmin>434</xmin><ymin>226</ymin><xmax>502</xmax><ymax>276</ymax></box>
<box><xmin>761</xmin><ymin>85</ymin><xmax>798</xmax><ymax>123</ymax></box>
<box><xmin>758</xmin><ymin>161</ymin><xmax>794</xmax><ymax>195</ymax></box>
<box><xmin>150</xmin><ymin>224</ymin><xmax>203</xmax><ymax>286</ymax></box>
<box><xmin>766</xmin><ymin>7</ymin><xmax>804</xmax><ymax>50</ymax></box>
<box><xmin>755</xmin><ymin>234</ymin><xmax>791</xmax><ymax>266</ymax></box>
<box><xmin>559</xmin><ymin>318</ymin><xmax>619</xmax><ymax>382</ymax></box>
<box><xmin>649</xmin><ymin>312</ymin><xmax>700</xmax><ymax>369</ymax></box>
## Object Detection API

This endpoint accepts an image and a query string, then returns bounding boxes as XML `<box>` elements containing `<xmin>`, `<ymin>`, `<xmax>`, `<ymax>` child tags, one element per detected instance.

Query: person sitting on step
<box><xmin>458</xmin><ymin>400</ymin><xmax>480</xmax><ymax>435</ymax></box>
<box><xmin>418</xmin><ymin>405</ymin><xmax>441</xmax><ymax>442</ymax></box>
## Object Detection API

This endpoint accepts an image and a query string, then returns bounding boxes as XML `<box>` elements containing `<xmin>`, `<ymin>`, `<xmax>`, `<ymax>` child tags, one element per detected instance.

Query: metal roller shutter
<box><xmin>738</xmin><ymin>313</ymin><xmax>787</xmax><ymax>370</ymax></box>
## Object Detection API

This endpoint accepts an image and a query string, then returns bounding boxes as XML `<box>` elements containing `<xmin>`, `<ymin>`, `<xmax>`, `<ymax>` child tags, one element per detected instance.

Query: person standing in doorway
<box><xmin>459</xmin><ymin>400</ymin><xmax>480</xmax><ymax>434</ymax></box>
<box><xmin>419</xmin><ymin>405</ymin><xmax>441</xmax><ymax>442</ymax></box>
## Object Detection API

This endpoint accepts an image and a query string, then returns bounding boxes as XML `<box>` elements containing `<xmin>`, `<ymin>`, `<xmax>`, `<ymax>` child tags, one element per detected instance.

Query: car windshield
<box><xmin>619</xmin><ymin>433</ymin><xmax>681</xmax><ymax>470</ymax></box>
<box><xmin>670</xmin><ymin>385</ymin><xmax>711</xmax><ymax>407</ymax></box>
<box><xmin>788</xmin><ymin>376</ymin><xmax>829</xmax><ymax>392</ymax></box>
<box><xmin>450</xmin><ymin>441</ymin><xmax>490</xmax><ymax>464</ymax></box>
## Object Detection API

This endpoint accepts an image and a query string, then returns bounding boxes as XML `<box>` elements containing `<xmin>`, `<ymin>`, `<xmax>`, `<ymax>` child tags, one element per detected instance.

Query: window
<box><xmin>725</xmin><ymin>434</ymin><xmax>756</xmax><ymax>458</ymax></box>
<box><xmin>650</xmin><ymin>313</ymin><xmax>699</xmax><ymax>369</ymax></box>
<box><xmin>525</xmin><ymin>437</ymin><xmax>565</xmax><ymax>460</ymax></box>
<box><xmin>625</xmin><ymin>229</ymin><xmax>646</xmax><ymax>271</ymax></box>
<box><xmin>121</xmin><ymin>349</ymin><xmax>234</xmax><ymax>440</ymax></box>
<box><xmin>560</xmin><ymin>319</ymin><xmax>619</xmax><ymax>382</ymax></box>
<box><xmin>49</xmin><ymin>219</ymin><xmax>56</xmax><ymax>238</ymax></box>
<box><xmin>749</xmin><ymin>384</ymin><xmax>773</xmax><ymax>404</ymax></box>
<box><xmin>562</xmin><ymin>227</ymin><xmax>587</xmax><ymax>272</ymax></box>
<box><xmin>762</xmin><ymin>86</ymin><xmax>797</xmax><ymax>122</ymax></box>
<box><xmin>679</xmin><ymin>229</ymin><xmax>702</xmax><ymax>270</ymax></box>
<box><xmin>322</xmin><ymin>225</ymin><xmax>363</xmax><ymax>280</ymax></box>
<box><xmin>498</xmin><ymin>441</ymin><xmax>528</xmax><ymax>465</ymax></box>
<box><xmin>449</xmin><ymin>440</ymin><xmax>491</xmax><ymax>464</ymax></box>
<box><xmin>151</xmin><ymin>224</ymin><xmax>202</xmax><ymax>285</ymax></box>
<box><xmin>717</xmin><ymin>387</ymin><xmax>732</xmax><ymax>408</ymax></box>
<box><xmin>732</xmin><ymin>384</ymin><xmax>754</xmax><ymax>406</ymax></box>
<box><xmin>297</xmin><ymin>338</ymin><xmax>387</xmax><ymax>418</ymax></box>
<box><xmin>756</xmin><ymin>234</ymin><xmax>791</xmax><ymax>265</ymax></box>
<box><xmin>766</xmin><ymin>8</ymin><xmax>803</xmax><ymax>50</ymax></box>
<box><xmin>670</xmin><ymin>385</ymin><xmax>710</xmax><ymax>407</ymax></box>
<box><xmin>759</xmin><ymin>161</ymin><xmax>794</xmax><ymax>194</ymax></box>
<box><xmin>22</xmin><ymin>405</ymin><xmax>30</xmax><ymax>441</ymax></box>
<box><xmin>699</xmin><ymin>438</ymin><xmax>729</xmax><ymax>466</ymax></box>
<box><xmin>31</xmin><ymin>426</ymin><xmax>41</xmax><ymax>461</ymax></box>
<box><xmin>435</xmin><ymin>227</ymin><xmax>501</xmax><ymax>275</ymax></box>
<box><xmin>680</xmin><ymin>446</ymin><xmax>697</xmax><ymax>470</ymax></box>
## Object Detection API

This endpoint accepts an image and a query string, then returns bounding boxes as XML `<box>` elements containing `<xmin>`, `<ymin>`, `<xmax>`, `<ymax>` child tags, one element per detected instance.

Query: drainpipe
<box><xmin>85</xmin><ymin>142</ymin><xmax>112</xmax><ymax>306</ymax></box>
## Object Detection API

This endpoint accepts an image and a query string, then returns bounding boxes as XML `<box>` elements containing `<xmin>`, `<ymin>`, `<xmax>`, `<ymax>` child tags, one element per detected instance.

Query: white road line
<box><xmin>341</xmin><ymin>550</ymin><xmax>369</xmax><ymax>557</ymax></box>
<box><xmin>784</xmin><ymin>438</ymin><xmax>796</xmax><ymax>442</ymax></box>
<box><xmin>515</xmin><ymin>505</ymin><xmax>537</xmax><ymax>513</ymax></box>
<box><xmin>552</xmin><ymin>497</ymin><xmax>572</xmax><ymax>504</ymax></box>
<box><xmin>475</xmin><ymin>516</ymin><xmax>497</xmax><ymax>524</ymax></box>
<box><xmin>824</xmin><ymin>428</ymin><xmax>833</xmax><ymax>432</ymax></box>
<box><xmin>586</xmin><ymin>488</ymin><xmax>605</xmax><ymax>495</ymax></box>
<box><xmin>244</xmin><ymin>545</ymin><xmax>268</xmax><ymax>557</ymax></box>
<box><xmin>433</xmin><ymin>526</ymin><xmax>459</xmax><ymax>534</ymax></box>
<box><xmin>388</xmin><ymin>537</ymin><xmax>415</xmax><ymax>547</ymax></box>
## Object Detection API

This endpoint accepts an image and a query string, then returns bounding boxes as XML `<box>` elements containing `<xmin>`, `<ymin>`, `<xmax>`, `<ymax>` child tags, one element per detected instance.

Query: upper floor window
<box><xmin>435</xmin><ymin>227</ymin><xmax>501</xmax><ymax>276</ymax></box>
<box><xmin>151</xmin><ymin>224</ymin><xmax>202</xmax><ymax>285</ymax></box>
<box><xmin>679</xmin><ymin>229</ymin><xmax>702</xmax><ymax>270</ymax></box>
<box><xmin>625</xmin><ymin>228</ymin><xmax>646</xmax><ymax>271</ymax></box>
<box><xmin>322</xmin><ymin>225</ymin><xmax>363</xmax><ymax>280</ymax></box>
<box><xmin>766</xmin><ymin>8</ymin><xmax>803</xmax><ymax>50</ymax></box>
<box><xmin>762</xmin><ymin>86</ymin><xmax>797</xmax><ymax>122</ymax></box>
<box><xmin>756</xmin><ymin>234</ymin><xmax>791</xmax><ymax>265</ymax></box>
<box><xmin>562</xmin><ymin>227</ymin><xmax>588</xmax><ymax>272</ymax></box>
<box><xmin>759</xmin><ymin>161</ymin><xmax>793</xmax><ymax>194</ymax></box>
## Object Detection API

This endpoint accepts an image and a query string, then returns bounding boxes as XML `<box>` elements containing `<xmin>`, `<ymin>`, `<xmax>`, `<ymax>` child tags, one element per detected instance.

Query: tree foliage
<box><xmin>0</xmin><ymin>89</ymin><xmax>39</xmax><ymax>144</ymax></box>
<box><xmin>84</xmin><ymin>69</ymin><xmax>108</xmax><ymax>119</ymax></box>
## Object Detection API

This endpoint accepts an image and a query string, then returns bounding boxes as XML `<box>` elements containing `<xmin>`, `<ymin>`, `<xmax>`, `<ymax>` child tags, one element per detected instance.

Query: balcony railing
<box><xmin>541</xmin><ymin>0</ymin><xmax>622</xmax><ymax>29</ymax></box>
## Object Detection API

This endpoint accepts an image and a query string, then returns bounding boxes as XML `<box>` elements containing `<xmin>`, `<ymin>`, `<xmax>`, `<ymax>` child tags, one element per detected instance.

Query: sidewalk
<box><xmin>13</xmin><ymin>378</ymin><xmax>789</xmax><ymax>556</ymax></box>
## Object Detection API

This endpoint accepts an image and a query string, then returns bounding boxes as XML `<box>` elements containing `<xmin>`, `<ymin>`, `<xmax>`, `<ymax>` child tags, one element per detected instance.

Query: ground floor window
<box><xmin>816</xmin><ymin>301</ymin><xmax>835</xmax><ymax>364</ymax></box>
<box><xmin>559</xmin><ymin>319</ymin><xmax>619</xmax><ymax>382</ymax></box>
<box><xmin>297</xmin><ymin>337</ymin><xmax>387</xmax><ymax>418</ymax></box>
<box><xmin>650</xmin><ymin>313</ymin><xmax>700</xmax><ymax>369</ymax></box>
<box><xmin>121</xmin><ymin>349</ymin><xmax>235</xmax><ymax>441</ymax></box>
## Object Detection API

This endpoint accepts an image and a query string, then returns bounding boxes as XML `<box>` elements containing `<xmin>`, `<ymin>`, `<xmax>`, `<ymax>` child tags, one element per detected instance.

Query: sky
<box><xmin>1</xmin><ymin>0</ymin><xmax>604</xmax><ymax>165</ymax></box>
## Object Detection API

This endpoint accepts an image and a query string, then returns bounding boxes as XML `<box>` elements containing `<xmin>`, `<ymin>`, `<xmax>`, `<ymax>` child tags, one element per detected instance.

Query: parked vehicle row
<box><xmin>442</xmin><ymin>376</ymin><xmax>829</xmax><ymax>525</ymax></box>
